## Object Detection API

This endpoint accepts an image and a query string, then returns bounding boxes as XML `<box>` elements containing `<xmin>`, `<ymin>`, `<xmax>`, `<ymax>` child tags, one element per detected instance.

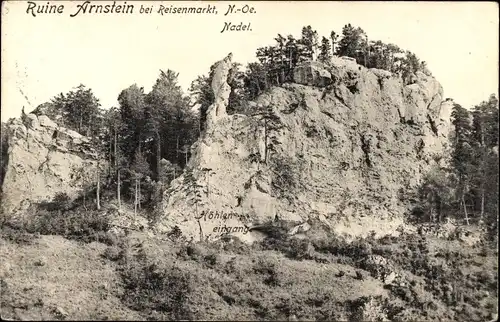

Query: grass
<box><xmin>1</xmin><ymin>204</ymin><xmax>497</xmax><ymax>321</ymax></box>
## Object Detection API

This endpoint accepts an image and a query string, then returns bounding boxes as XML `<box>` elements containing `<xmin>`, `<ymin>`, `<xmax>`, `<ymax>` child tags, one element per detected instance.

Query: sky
<box><xmin>1</xmin><ymin>1</ymin><xmax>498</xmax><ymax>121</ymax></box>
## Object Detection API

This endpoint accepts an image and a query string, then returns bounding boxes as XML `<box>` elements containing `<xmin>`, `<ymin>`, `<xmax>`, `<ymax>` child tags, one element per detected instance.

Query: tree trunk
<box><xmin>138</xmin><ymin>179</ymin><xmax>141</xmax><ymax>210</ymax></box>
<box><xmin>176</xmin><ymin>135</ymin><xmax>180</xmax><ymax>163</ymax></box>
<box><xmin>207</xmin><ymin>174</ymin><xmax>210</xmax><ymax>197</ymax></box>
<box><xmin>156</xmin><ymin>130</ymin><xmax>161</xmax><ymax>180</ymax></box>
<box><xmin>96</xmin><ymin>169</ymin><xmax>101</xmax><ymax>210</ymax></box>
<box><xmin>114</xmin><ymin>130</ymin><xmax>117</xmax><ymax>170</ymax></box>
<box><xmin>134</xmin><ymin>177</ymin><xmax>138</xmax><ymax>216</ymax></box>
<box><xmin>108</xmin><ymin>134</ymin><xmax>112</xmax><ymax>177</ymax></box>
<box><xmin>480</xmin><ymin>188</ymin><xmax>485</xmax><ymax>221</ymax></box>
<box><xmin>197</xmin><ymin>219</ymin><xmax>204</xmax><ymax>241</ymax></box>
<box><xmin>82</xmin><ymin>172</ymin><xmax>87</xmax><ymax>211</ymax></box>
<box><xmin>117</xmin><ymin>169</ymin><xmax>121</xmax><ymax>210</ymax></box>
<box><xmin>264</xmin><ymin>118</ymin><xmax>268</xmax><ymax>164</ymax></box>
<box><xmin>438</xmin><ymin>199</ymin><xmax>442</xmax><ymax>223</ymax></box>
<box><xmin>461</xmin><ymin>195</ymin><xmax>470</xmax><ymax>226</ymax></box>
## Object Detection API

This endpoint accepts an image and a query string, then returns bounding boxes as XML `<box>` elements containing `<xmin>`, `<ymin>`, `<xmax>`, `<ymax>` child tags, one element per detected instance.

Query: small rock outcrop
<box><xmin>157</xmin><ymin>55</ymin><xmax>452</xmax><ymax>243</ymax></box>
<box><xmin>293</xmin><ymin>61</ymin><xmax>333</xmax><ymax>87</ymax></box>
<box><xmin>1</xmin><ymin>114</ymin><xmax>103</xmax><ymax>215</ymax></box>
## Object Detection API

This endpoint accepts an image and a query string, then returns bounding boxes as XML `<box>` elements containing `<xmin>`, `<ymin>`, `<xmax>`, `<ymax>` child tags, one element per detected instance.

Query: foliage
<box><xmin>270</xmin><ymin>157</ymin><xmax>297</xmax><ymax>198</ymax></box>
<box><xmin>414</xmin><ymin>95</ymin><xmax>498</xmax><ymax>231</ymax></box>
<box><xmin>416</xmin><ymin>166</ymin><xmax>455</xmax><ymax>223</ymax></box>
<box><xmin>120</xmin><ymin>258</ymin><xmax>194</xmax><ymax>320</ymax></box>
<box><xmin>49</xmin><ymin>84</ymin><xmax>102</xmax><ymax>136</ymax></box>
<box><xmin>2</xmin><ymin>196</ymin><xmax>114</xmax><ymax>245</ymax></box>
<box><xmin>0</xmin><ymin>122</ymin><xmax>9</xmax><ymax>190</ymax></box>
<box><xmin>318</xmin><ymin>36</ymin><xmax>333</xmax><ymax>63</ymax></box>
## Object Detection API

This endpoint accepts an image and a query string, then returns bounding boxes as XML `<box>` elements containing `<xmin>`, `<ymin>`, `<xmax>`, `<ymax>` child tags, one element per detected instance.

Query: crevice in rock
<box><xmin>415</xmin><ymin>138</ymin><xmax>425</xmax><ymax>159</ymax></box>
<box><xmin>360</xmin><ymin>134</ymin><xmax>372</xmax><ymax>168</ymax></box>
<box><xmin>38</xmin><ymin>150</ymin><xmax>51</xmax><ymax>172</ymax></box>
<box><xmin>283</xmin><ymin>102</ymin><xmax>300</xmax><ymax>115</ymax></box>
<box><xmin>426</xmin><ymin>114</ymin><xmax>439</xmax><ymax>136</ymax></box>
<box><xmin>377</xmin><ymin>77</ymin><xmax>384</xmax><ymax>89</ymax></box>
<box><xmin>347</xmin><ymin>84</ymin><xmax>359</xmax><ymax>94</ymax></box>
<box><xmin>321</xmin><ymin>110</ymin><xmax>336</xmax><ymax>120</ymax></box>
<box><xmin>334</xmin><ymin>87</ymin><xmax>348</xmax><ymax>107</ymax></box>
<box><xmin>321</xmin><ymin>84</ymin><xmax>334</xmax><ymax>100</ymax></box>
<box><xmin>236</xmin><ymin>195</ymin><xmax>242</xmax><ymax>207</ymax></box>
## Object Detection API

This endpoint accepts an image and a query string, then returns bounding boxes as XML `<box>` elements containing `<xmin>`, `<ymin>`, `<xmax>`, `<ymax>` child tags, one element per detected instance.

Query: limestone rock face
<box><xmin>207</xmin><ymin>53</ymin><xmax>232</xmax><ymax>129</ymax></box>
<box><xmin>1</xmin><ymin>114</ymin><xmax>103</xmax><ymax>215</ymax></box>
<box><xmin>293</xmin><ymin>61</ymin><xmax>332</xmax><ymax>87</ymax></box>
<box><xmin>158</xmin><ymin>56</ymin><xmax>451</xmax><ymax>243</ymax></box>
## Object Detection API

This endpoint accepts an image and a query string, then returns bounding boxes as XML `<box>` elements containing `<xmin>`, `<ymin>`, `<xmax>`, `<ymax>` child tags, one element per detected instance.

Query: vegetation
<box><xmin>414</xmin><ymin>94</ymin><xmax>499</xmax><ymax>241</ymax></box>
<box><xmin>190</xmin><ymin>24</ymin><xmax>427</xmax><ymax>131</ymax></box>
<box><xmin>0</xmin><ymin>23</ymin><xmax>430</xmax><ymax>207</ymax></box>
<box><xmin>0</xmin><ymin>22</ymin><xmax>497</xmax><ymax>322</ymax></box>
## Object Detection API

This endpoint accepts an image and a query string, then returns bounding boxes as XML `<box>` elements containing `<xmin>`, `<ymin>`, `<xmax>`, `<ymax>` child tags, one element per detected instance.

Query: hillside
<box><xmin>1</xmin><ymin>223</ymin><xmax>497</xmax><ymax>321</ymax></box>
<box><xmin>0</xmin><ymin>51</ymin><xmax>497</xmax><ymax>322</ymax></box>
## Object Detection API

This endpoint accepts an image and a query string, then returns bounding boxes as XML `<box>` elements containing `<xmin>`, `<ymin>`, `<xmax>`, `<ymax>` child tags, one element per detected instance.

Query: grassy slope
<box><xmin>0</xmin><ymin>233</ymin><xmax>143</xmax><ymax>321</ymax></box>
<box><xmin>0</xmin><ymin>225</ymin><xmax>498</xmax><ymax>321</ymax></box>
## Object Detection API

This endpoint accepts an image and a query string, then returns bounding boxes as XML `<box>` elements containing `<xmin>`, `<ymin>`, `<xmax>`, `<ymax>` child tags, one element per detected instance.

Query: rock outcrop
<box><xmin>294</xmin><ymin>61</ymin><xmax>333</xmax><ymax>87</ymax></box>
<box><xmin>206</xmin><ymin>53</ymin><xmax>232</xmax><ymax>129</ymax></box>
<box><xmin>158</xmin><ymin>56</ymin><xmax>452</xmax><ymax>243</ymax></box>
<box><xmin>1</xmin><ymin>114</ymin><xmax>103</xmax><ymax>215</ymax></box>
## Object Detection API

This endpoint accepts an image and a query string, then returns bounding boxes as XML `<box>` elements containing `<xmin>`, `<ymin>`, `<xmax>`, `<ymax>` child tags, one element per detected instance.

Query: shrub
<box><xmin>121</xmin><ymin>260</ymin><xmax>194</xmax><ymax>320</ymax></box>
<box><xmin>0</xmin><ymin>226</ymin><xmax>38</xmax><ymax>245</ymax></box>
<box><xmin>253</xmin><ymin>256</ymin><xmax>281</xmax><ymax>287</ymax></box>
<box><xmin>102</xmin><ymin>245</ymin><xmax>122</xmax><ymax>261</ymax></box>
<box><xmin>38</xmin><ymin>192</ymin><xmax>72</xmax><ymax>211</ymax></box>
<box><xmin>4</xmin><ymin>195</ymin><xmax>112</xmax><ymax>244</ymax></box>
<box><xmin>167</xmin><ymin>225</ymin><xmax>183</xmax><ymax>241</ymax></box>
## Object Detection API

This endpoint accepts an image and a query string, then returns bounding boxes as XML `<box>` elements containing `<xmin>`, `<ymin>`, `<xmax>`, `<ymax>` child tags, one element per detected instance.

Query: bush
<box><xmin>0</xmin><ymin>226</ymin><xmax>38</xmax><ymax>245</ymax></box>
<box><xmin>253</xmin><ymin>257</ymin><xmax>281</xmax><ymax>287</ymax></box>
<box><xmin>102</xmin><ymin>245</ymin><xmax>122</xmax><ymax>261</ymax></box>
<box><xmin>121</xmin><ymin>260</ymin><xmax>194</xmax><ymax>320</ymax></box>
<box><xmin>38</xmin><ymin>192</ymin><xmax>72</xmax><ymax>211</ymax></box>
<box><xmin>4</xmin><ymin>195</ymin><xmax>112</xmax><ymax>245</ymax></box>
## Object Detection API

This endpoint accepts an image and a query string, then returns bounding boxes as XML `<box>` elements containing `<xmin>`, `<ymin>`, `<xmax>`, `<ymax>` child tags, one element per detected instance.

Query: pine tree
<box><xmin>118</xmin><ymin>84</ymin><xmax>147</xmax><ymax>163</ymax></box>
<box><xmin>189</xmin><ymin>63</ymin><xmax>217</xmax><ymax>133</ymax></box>
<box><xmin>318</xmin><ymin>36</ymin><xmax>332</xmax><ymax>63</ymax></box>
<box><xmin>130</xmin><ymin>149</ymin><xmax>150</xmax><ymax>215</ymax></box>
<box><xmin>50</xmin><ymin>85</ymin><xmax>101</xmax><ymax>135</ymax></box>
<box><xmin>330</xmin><ymin>31</ymin><xmax>339</xmax><ymax>56</ymax></box>
<box><xmin>298</xmin><ymin>26</ymin><xmax>319</xmax><ymax>61</ymax></box>
<box><xmin>337</xmin><ymin>24</ymin><xmax>366</xmax><ymax>61</ymax></box>
<box><xmin>451</xmin><ymin>103</ymin><xmax>474</xmax><ymax>225</ymax></box>
<box><xmin>471</xmin><ymin>94</ymin><xmax>499</xmax><ymax>221</ymax></box>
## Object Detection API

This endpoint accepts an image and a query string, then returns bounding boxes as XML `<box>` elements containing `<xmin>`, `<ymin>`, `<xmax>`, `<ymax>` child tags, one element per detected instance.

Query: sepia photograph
<box><xmin>1</xmin><ymin>1</ymin><xmax>498</xmax><ymax>321</ymax></box>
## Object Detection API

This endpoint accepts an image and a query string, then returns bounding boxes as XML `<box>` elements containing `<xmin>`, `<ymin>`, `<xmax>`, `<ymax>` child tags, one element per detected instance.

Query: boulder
<box><xmin>26</xmin><ymin>113</ymin><xmax>40</xmax><ymax>129</ymax></box>
<box><xmin>293</xmin><ymin>61</ymin><xmax>332</xmax><ymax>87</ymax></box>
<box><xmin>38</xmin><ymin>115</ymin><xmax>58</xmax><ymax>128</ymax></box>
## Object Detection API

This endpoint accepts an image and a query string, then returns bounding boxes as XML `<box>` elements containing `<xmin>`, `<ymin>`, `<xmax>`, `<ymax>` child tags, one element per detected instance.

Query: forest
<box><xmin>0</xmin><ymin>22</ymin><xmax>498</xmax><ymax>322</ymax></box>
<box><xmin>0</xmin><ymin>24</ymin><xmax>498</xmax><ymax>233</ymax></box>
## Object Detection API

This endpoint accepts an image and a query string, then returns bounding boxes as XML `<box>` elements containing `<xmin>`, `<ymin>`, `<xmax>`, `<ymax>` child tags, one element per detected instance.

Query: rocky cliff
<box><xmin>157</xmin><ymin>55</ymin><xmax>452</xmax><ymax>243</ymax></box>
<box><xmin>1</xmin><ymin>114</ymin><xmax>103</xmax><ymax>215</ymax></box>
